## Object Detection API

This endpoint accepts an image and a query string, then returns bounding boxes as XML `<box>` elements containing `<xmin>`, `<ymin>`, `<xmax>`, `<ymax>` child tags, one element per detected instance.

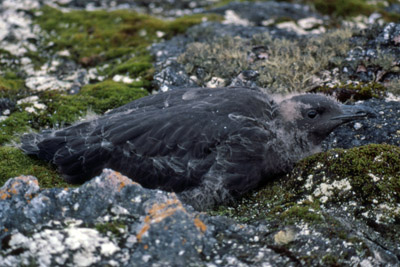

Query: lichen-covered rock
<box><xmin>213</xmin><ymin>144</ymin><xmax>400</xmax><ymax>266</ymax></box>
<box><xmin>0</xmin><ymin>170</ymin><xmax>216</xmax><ymax>266</ymax></box>
<box><xmin>2</xmin><ymin>165</ymin><xmax>399</xmax><ymax>266</ymax></box>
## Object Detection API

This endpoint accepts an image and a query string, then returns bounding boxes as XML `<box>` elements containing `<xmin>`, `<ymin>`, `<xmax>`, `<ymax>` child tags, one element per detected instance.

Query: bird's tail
<box><xmin>20</xmin><ymin>131</ymin><xmax>54</xmax><ymax>161</ymax></box>
<box><xmin>20</xmin><ymin>131</ymin><xmax>110</xmax><ymax>184</ymax></box>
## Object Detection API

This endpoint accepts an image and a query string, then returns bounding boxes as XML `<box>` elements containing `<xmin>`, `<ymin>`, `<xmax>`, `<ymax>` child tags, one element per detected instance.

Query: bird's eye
<box><xmin>307</xmin><ymin>110</ymin><xmax>318</xmax><ymax>119</ymax></box>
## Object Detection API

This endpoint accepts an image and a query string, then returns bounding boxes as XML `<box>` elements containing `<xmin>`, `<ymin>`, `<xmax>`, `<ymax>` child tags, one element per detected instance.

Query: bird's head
<box><xmin>277</xmin><ymin>94</ymin><xmax>376</xmax><ymax>144</ymax></box>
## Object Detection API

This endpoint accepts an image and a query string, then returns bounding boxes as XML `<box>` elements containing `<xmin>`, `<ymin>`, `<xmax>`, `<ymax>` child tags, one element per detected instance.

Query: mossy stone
<box><xmin>211</xmin><ymin>144</ymin><xmax>400</xmax><ymax>225</ymax></box>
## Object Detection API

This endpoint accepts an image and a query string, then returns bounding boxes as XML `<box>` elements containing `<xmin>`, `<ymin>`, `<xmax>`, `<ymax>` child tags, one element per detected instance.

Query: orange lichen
<box><xmin>1</xmin><ymin>177</ymin><xmax>39</xmax><ymax>201</ymax></box>
<box><xmin>137</xmin><ymin>224</ymin><xmax>150</xmax><ymax>242</ymax></box>
<box><xmin>9</xmin><ymin>181</ymin><xmax>20</xmax><ymax>195</ymax></box>
<box><xmin>144</xmin><ymin>244</ymin><xmax>149</xmax><ymax>250</ymax></box>
<box><xmin>147</xmin><ymin>198</ymin><xmax>185</xmax><ymax>223</ymax></box>
<box><xmin>136</xmin><ymin>195</ymin><xmax>186</xmax><ymax>242</ymax></box>
<box><xmin>15</xmin><ymin>176</ymin><xmax>39</xmax><ymax>185</ymax></box>
<box><xmin>118</xmin><ymin>181</ymin><xmax>126</xmax><ymax>192</ymax></box>
<box><xmin>194</xmin><ymin>217</ymin><xmax>207</xmax><ymax>233</ymax></box>
<box><xmin>0</xmin><ymin>191</ymin><xmax>10</xmax><ymax>200</ymax></box>
<box><xmin>135</xmin><ymin>194</ymin><xmax>208</xmax><ymax>243</ymax></box>
<box><xmin>106</xmin><ymin>170</ymin><xmax>139</xmax><ymax>192</ymax></box>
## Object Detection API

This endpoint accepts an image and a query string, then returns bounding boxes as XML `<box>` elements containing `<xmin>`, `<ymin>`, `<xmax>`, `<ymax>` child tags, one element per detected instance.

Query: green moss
<box><xmin>308</xmin><ymin>0</ymin><xmax>400</xmax><ymax>22</ymax></box>
<box><xmin>34</xmin><ymin>81</ymin><xmax>148</xmax><ymax>126</ymax></box>
<box><xmin>309</xmin><ymin>0</ymin><xmax>374</xmax><ymax>18</ymax></box>
<box><xmin>0</xmin><ymin>74</ymin><xmax>27</xmax><ymax>99</ymax></box>
<box><xmin>322</xmin><ymin>254</ymin><xmax>339</xmax><ymax>266</ymax></box>
<box><xmin>72</xmin><ymin>80</ymin><xmax>149</xmax><ymax>114</ymax></box>
<box><xmin>95</xmin><ymin>221</ymin><xmax>126</xmax><ymax>237</ymax></box>
<box><xmin>0</xmin><ymin>112</ymin><xmax>32</xmax><ymax>144</ymax></box>
<box><xmin>280</xmin><ymin>203</ymin><xmax>323</xmax><ymax>224</ymax></box>
<box><xmin>209</xmin><ymin>144</ymin><xmax>400</xmax><ymax>227</ymax></box>
<box><xmin>296</xmin><ymin>144</ymin><xmax>400</xmax><ymax>205</ymax></box>
<box><xmin>0</xmin><ymin>146</ymin><xmax>66</xmax><ymax>188</ymax></box>
<box><xmin>34</xmin><ymin>6</ymin><xmax>222</xmax><ymax>80</ymax></box>
<box><xmin>0</xmin><ymin>81</ymin><xmax>148</xmax><ymax>145</ymax></box>
<box><xmin>106</xmin><ymin>54</ymin><xmax>153</xmax><ymax>78</ymax></box>
<box><xmin>315</xmin><ymin>82</ymin><xmax>387</xmax><ymax>102</ymax></box>
<box><xmin>210</xmin><ymin>181</ymin><xmax>324</xmax><ymax>225</ymax></box>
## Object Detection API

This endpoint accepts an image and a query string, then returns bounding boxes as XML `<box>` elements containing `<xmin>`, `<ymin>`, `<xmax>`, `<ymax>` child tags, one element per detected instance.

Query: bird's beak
<box><xmin>331</xmin><ymin>104</ymin><xmax>377</xmax><ymax>121</ymax></box>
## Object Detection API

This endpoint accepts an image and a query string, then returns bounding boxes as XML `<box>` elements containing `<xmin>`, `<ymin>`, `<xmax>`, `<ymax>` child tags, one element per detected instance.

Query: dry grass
<box><xmin>178</xmin><ymin>28</ymin><xmax>353</xmax><ymax>94</ymax></box>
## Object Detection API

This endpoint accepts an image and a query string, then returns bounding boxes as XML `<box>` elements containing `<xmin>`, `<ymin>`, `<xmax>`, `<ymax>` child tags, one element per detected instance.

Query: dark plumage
<box><xmin>21</xmin><ymin>87</ymin><xmax>374</xmax><ymax>209</ymax></box>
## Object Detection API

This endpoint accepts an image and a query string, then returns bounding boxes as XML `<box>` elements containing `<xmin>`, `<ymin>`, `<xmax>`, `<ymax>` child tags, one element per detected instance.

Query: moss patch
<box><xmin>0</xmin><ymin>81</ymin><xmax>148</xmax><ymax>145</ymax></box>
<box><xmin>308</xmin><ymin>0</ymin><xmax>400</xmax><ymax>22</ymax></box>
<box><xmin>314</xmin><ymin>82</ymin><xmax>387</xmax><ymax>102</ymax></box>
<box><xmin>0</xmin><ymin>111</ymin><xmax>31</xmax><ymax>144</ymax></box>
<box><xmin>309</xmin><ymin>0</ymin><xmax>374</xmax><ymax>18</ymax></box>
<box><xmin>0</xmin><ymin>73</ymin><xmax>28</xmax><ymax>99</ymax></box>
<box><xmin>95</xmin><ymin>221</ymin><xmax>127</xmax><ymax>238</ymax></box>
<box><xmin>0</xmin><ymin>146</ymin><xmax>66</xmax><ymax>188</ymax></box>
<box><xmin>209</xmin><ymin>144</ymin><xmax>400</xmax><ymax>256</ymax></box>
<box><xmin>34</xmin><ymin>6</ymin><xmax>222</xmax><ymax>78</ymax></box>
<box><xmin>294</xmin><ymin>144</ymin><xmax>400</xmax><ymax>205</ymax></box>
<box><xmin>214</xmin><ymin>0</ymin><xmax>400</xmax><ymax>21</ymax></box>
<box><xmin>36</xmin><ymin>80</ymin><xmax>149</xmax><ymax>125</ymax></box>
<box><xmin>211</xmin><ymin>144</ymin><xmax>400</xmax><ymax>227</ymax></box>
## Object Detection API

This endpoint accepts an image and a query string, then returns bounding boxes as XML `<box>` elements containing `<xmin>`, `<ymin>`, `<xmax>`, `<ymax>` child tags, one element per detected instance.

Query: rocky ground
<box><xmin>0</xmin><ymin>0</ymin><xmax>400</xmax><ymax>266</ymax></box>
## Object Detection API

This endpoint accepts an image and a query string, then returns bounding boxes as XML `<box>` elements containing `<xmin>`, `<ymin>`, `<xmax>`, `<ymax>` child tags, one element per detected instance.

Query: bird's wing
<box><xmin>33</xmin><ymin>87</ymin><xmax>278</xmax><ymax>192</ymax></box>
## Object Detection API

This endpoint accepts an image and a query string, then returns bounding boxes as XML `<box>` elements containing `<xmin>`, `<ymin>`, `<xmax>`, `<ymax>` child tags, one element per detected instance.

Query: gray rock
<box><xmin>2</xmin><ymin>166</ymin><xmax>399</xmax><ymax>266</ymax></box>
<box><xmin>0</xmin><ymin>98</ymin><xmax>15</xmax><ymax>115</ymax></box>
<box><xmin>344</xmin><ymin>23</ymin><xmax>400</xmax><ymax>83</ymax></box>
<box><xmin>0</xmin><ymin>170</ymin><xmax>216</xmax><ymax>266</ymax></box>
<box><xmin>323</xmin><ymin>98</ymin><xmax>400</xmax><ymax>149</ymax></box>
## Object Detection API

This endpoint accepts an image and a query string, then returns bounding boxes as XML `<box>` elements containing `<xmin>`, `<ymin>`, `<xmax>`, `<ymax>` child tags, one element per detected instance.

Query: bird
<box><xmin>20</xmin><ymin>87</ymin><xmax>374</xmax><ymax>210</ymax></box>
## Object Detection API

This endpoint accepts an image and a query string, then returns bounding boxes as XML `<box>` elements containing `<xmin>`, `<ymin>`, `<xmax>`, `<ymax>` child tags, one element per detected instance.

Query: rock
<box><xmin>215</xmin><ymin>144</ymin><xmax>400</xmax><ymax>266</ymax></box>
<box><xmin>344</xmin><ymin>23</ymin><xmax>400</xmax><ymax>83</ymax></box>
<box><xmin>0</xmin><ymin>98</ymin><xmax>15</xmax><ymax>116</ymax></box>
<box><xmin>323</xmin><ymin>98</ymin><xmax>400</xmax><ymax>149</ymax></box>
<box><xmin>152</xmin><ymin>61</ymin><xmax>197</xmax><ymax>91</ymax></box>
<box><xmin>0</xmin><ymin>170</ymin><xmax>216</xmax><ymax>266</ymax></box>
<box><xmin>2</xmin><ymin>150</ymin><xmax>400</xmax><ymax>265</ymax></box>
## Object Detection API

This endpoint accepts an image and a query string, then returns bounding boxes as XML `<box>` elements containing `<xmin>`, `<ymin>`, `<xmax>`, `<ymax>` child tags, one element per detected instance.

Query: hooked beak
<box><xmin>331</xmin><ymin>104</ymin><xmax>377</xmax><ymax>121</ymax></box>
